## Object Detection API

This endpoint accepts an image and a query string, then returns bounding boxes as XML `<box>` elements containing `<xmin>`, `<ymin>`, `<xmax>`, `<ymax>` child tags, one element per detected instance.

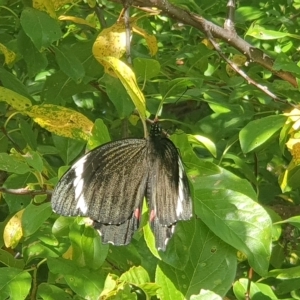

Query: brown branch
<box><xmin>0</xmin><ymin>187</ymin><xmax>52</xmax><ymax>196</ymax></box>
<box><xmin>207</xmin><ymin>33</ymin><xmax>296</xmax><ymax>106</ymax></box>
<box><xmin>109</xmin><ymin>0</ymin><xmax>297</xmax><ymax>88</ymax></box>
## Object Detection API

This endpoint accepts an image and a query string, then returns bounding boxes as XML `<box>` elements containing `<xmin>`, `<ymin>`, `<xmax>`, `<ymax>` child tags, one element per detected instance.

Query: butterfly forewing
<box><xmin>52</xmin><ymin>138</ymin><xmax>149</xmax><ymax>225</ymax></box>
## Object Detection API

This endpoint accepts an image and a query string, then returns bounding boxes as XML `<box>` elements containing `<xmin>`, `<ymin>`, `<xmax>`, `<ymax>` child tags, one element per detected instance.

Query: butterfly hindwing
<box><xmin>147</xmin><ymin>136</ymin><xmax>192</xmax><ymax>249</ymax></box>
<box><xmin>93</xmin><ymin>208</ymin><xmax>141</xmax><ymax>246</ymax></box>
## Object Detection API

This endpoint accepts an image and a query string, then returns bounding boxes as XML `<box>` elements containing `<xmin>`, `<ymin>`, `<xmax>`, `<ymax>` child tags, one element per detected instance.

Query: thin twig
<box><xmin>109</xmin><ymin>0</ymin><xmax>297</xmax><ymax>88</ymax></box>
<box><xmin>0</xmin><ymin>187</ymin><xmax>52</xmax><ymax>196</ymax></box>
<box><xmin>207</xmin><ymin>33</ymin><xmax>296</xmax><ymax>107</ymax></box>
<box><xmin>224</xmin><ymin>0</ymin><xmax>236</xmax><ymax>32</ymax></box>
<box><xmin>94</xmin><ymin>4</ymin><xmax>107</xmax><ymax>28</ymax></box>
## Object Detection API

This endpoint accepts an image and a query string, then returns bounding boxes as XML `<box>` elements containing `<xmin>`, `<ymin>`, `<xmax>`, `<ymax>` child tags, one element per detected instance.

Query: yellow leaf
<box><xmin>280</xmin><ymin>160</ymin><xmax>296</xmax><ymax>192</ymax></box>
<box><xmin>85</xmin><ymin>13</ymin><xmax>100</xmax><ymax>29</ymax></box>
<box><xmin>226</xmin><ymin>54</ymin><xmax>247</xmax><ymax>77</ymax></box>
<box><xmin>201</xmin><ymin>38</ymin><xmax>214</xmax><ymax>49</ymax></box>
<box><xmin>284</xmin><ymin>108</ymin><xmax>300</xmax><ymax>130</ymax></box>
<box><xmin>286</xmin><ymin>139</ymin><xmax>300</xmax><ymax>162</ymax></box>
<box><xmin>62</xmin><ymin>245</ymin><xmax>73</xmax><ymax>259</ymax></box>
<box><xmin>59</xmin><ymin>15</ymin><xmax>96</xmax><ymax>28</ymax></box>
<box><xmin>86</xmin><ymin>0</ymin><xmax>96</xmax><ymax>8</ymax></box>
<box><xmin>92</xmin><ymin>19</ymin><xmax>157</xmax><ymax>76</ymax></box>
<box><xmin>51</xmin><ymin>0</ymin><xmax>74</xmax><ymax>10</ymax></box>
<box><xmin>98</xmin><ymin>57</ymin><xmax>146</xmax><ymax>121</ymax></box>
<box><xmin>33</xmin><ymin>0</ymin><xmax>56</xmax><ymax>19</ymax></box>
<box><xmin>4</xmin><ymin>210</ymin><xmax>24</xmax><ymax>249</ymax></box>
<box><xmin>0</xmin><ymin>87</ymin><xmax>32</xmax><ymax>111</ymax></box>
<box><xmin>292</xmin><ymin>142</ymin><xmax>300</xmax><ymax>162</ymax></box>
<box><xmin>92</xmin><ymin>23</ymin><xmax>127</xmax><ymax>76</ymax></box>
<box><xmin>132</xmin><ymin>25</ymin><xmax>158</xmax><ymax>56</ymax></box>
<box><xmin>24</xmin><ymin>104</ymin><xmax>93</xmax><ymax>141</ymax></box>
<box><xmin>0</xmin><ymin>43</ymin><xmax>16</xmax><ymax>66</ymax></box>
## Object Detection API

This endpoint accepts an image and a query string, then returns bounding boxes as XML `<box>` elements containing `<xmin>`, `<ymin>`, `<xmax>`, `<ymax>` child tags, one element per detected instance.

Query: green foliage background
<box><xmin>0</xmin><ymin>0</ymin><xmax>300</xmax><ymax>299</ymax></box>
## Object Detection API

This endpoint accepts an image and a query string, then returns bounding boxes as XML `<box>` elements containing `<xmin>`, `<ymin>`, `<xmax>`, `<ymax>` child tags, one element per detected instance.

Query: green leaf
<box><xmin>69</xmin><ymin>221</ymin><xmax>109</xmax><ymax>269</ymax></box>
<box><xmin>246</xmin><ymin>24</ymin><xmax>300</xmax><ymax>40</ymax></box>
<box><xmin>156</xmin><ymin>220</ymin><xmax>236</xmax><ymax>299</ymax></box>
<box><xmin>120</xmin><ymin>266</ymin><xmax>160</xmax><ymax>297</ymax></box>
<box><xmin>0</xmin><ymin>153</ymin><xmax>31</xmax><ymax>174</ymax></box>
<box><xmin>47</xmin><ymin>257</ymin><xmax>105</xmax><ymax>299</ymax></box>
<box><xmin>17</xmin><ymin>29</ymin><xmax>48</xmax><ymax>77</ymax></box>
<box><xmin>107</xmin><ymin>244</ymin><xmax>143</xmax><ymax>273</ymax></box>
<box><xmin>22</xmin><ymin>232</ymin><xmax>65</xmax><ymax>263</ymax></box>
<box><xmin>110</xmin><ymin>283</ymin><xmax>136</xmax><ymax>299</ymax></box>
<box><xmin>20</xmin><ymin>7</ymin><xmax>62</xmax><ymax>50</ymax></box>
<box><xmin>276</xmin><ymin>278</ymin><xmax>300</xmax><ymax>295</ymax></box>
<box><xmin>195</xmin><ymin>188</ymin><xmax>272</xmax><ymax>276</ymax></box>
<box><xmin>268</xmin><ymin>265</ymin><xmax>300</xmax><ymax>279</ymax></box>
<box><xmin>0</xmin><ymin>249</ymin><xmax>25</xmax><ymax>269</ymax></box>
<box><xmin>0</xmin><ymin>132</ymin><xmax>8</xmax><ymax>152</ymax></box>
<box><xmin>239</xmin><ymin>115</ymin><xmax>287</xmax><ymax>153</ymax></box>
<box><xmin>188</xmin><ymin>134</ymin><xmax>217</xmax><ymax>158</ymax></box>
<box><xmin>22</xmin><ymin>202</ymin><xmax>52</xmax><ymax>237</ymax></box>
<box><xmin>222</xmin><ymin>153</ymin><xmax>257</xmax><ymax>184</ymax></box>
<box><xmin>42</xmin><ymin>71</ymin><xmax>96</xmax><ymax>105</ymax></box>
<box><xmin>190</xmin><ymin>161</ymin><xmax>257</xmax><ymax>200</ymax></box>
<box><xmin>2</xmin><ymin>173</ymin><xmax>36</xmax><ymax>214</ymax></box>
<box><xmin>103</xmin><ymin>75</ymin><xmax>135</xmax><ymax>118</ymax></box>
<box><xmin>52</xmin><ymin>216</ymin><xmax>74</xmax><ymax>237</ymax></box>
<box><xmin>190</xmin><ymin>290</ymin><xmax>223</xmax><ymax>300</ymax></box>
<box><xmin>87</xmin><ymin>118</ymin><xmax>111</xmax><ymax>150</ymax></box>
<box><xmin>23</xmin><ymin>150</ymin><xmax>44</xmax><ymax>172</ymax></box>
<box><xmin>52</xmin><ymin>135</ymin><xmax>85</xmax><ymax>165</ymax></box>
<box><xmin>37</xmin><ymin>283</ymin><xmax>73</xmax><ymax>300</ymax></box>
<box><xmin>19</xmin><ymin>119</ymin><xmax>37</xmax><ymax>150</ymax></box>
<box><xmin>159</xmin><ymin>220</ymin><xmax>195</xmax><ymax>269</ymax></box>
<box><xmin>159</xmin><ymin>78</ymin><xmax>200</xmax><ymax>100</ymax></box>
<box><xmin>133</xmin><ymin>58</ymin><xmax>161</xmax><ymax>81</ymax></box>
<box><xmin>235</xmin><ymin>6</ymin><xmax>265</xmax><ymax>23</ymax></box>
<box><xmin>0</xmin><ymin>267</ymin><xmax>31</xmax><ymax>300</ymax></box>
<box><xmin>120</xmin><ymin>266</ymin><xmax>149</xmax><ymax>283</ymax></box>
<box><xmin>275</xmin><ymin>216</ymin><xmax>300</xmax><ymax>229</ymax></box>
<box><xmin>233</xmin><ymin>278</ymin><xmax>278</xmax><ymax>300</ymax></box>
<box><xmin>273</xmin><ymin>53</ymin><xmax>300</xmax><ymax>76</ymax></box>
<box><xmin>0</xmin><ymin>68</ymin><xmax>32</xmax><ymax>99</ymax></box>
<box><xmin>53</xmin><ymin>46</ymin><xmax>85</xmax><ymax>82</ymax></box>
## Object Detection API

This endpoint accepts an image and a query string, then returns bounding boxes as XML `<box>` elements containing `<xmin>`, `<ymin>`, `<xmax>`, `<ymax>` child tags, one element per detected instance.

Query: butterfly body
<box><xmin>52</xmin><ymin>123</ymin><xmax>192</xmax><ymax>250</ymax></box>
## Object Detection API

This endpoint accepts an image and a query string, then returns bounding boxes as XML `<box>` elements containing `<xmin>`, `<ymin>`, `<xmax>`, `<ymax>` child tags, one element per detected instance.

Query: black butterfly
<box><xmin>51</xmin><ymin>122</ymin><xmax>192</xmax><ymax>250</ymax></box>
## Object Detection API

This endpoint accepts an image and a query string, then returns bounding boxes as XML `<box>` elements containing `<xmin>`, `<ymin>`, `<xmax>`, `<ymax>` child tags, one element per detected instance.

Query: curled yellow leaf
<box><xmin>59</xmin><ymin>15</ymin><xmax>96</xmax><ymax>28</ymax></box>
<box><xmin>92</xmin><ymin>19</ymin><xmax>158</xmax><ymax>75</ymax></box>
<box><xmin>98</xmin><ymin>57</ymin><xmax>146</xmax><ymax>122</ymax></box>
<box><xmin>92</xmin><ymin>22</ymin><xmax>128</xmax><ymax>76</ymax></box>
<box><xmin>132</xmin><ymin>25</ymin><xmax>158</xmax><ymax>56</ymax></box>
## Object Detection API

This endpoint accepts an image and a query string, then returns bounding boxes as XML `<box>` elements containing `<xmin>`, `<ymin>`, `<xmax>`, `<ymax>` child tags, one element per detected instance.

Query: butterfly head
<box><xmin>149</xmin><ymin>122</ymin><xmax>162</xmax><ymax>139</ymax></box>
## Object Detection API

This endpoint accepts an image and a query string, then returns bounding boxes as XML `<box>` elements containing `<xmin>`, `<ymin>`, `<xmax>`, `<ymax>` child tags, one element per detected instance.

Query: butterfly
<box><xmin>51</xmin><ymin>122</ymin><xmax>192</xmax><ymax>250</ymax></box>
